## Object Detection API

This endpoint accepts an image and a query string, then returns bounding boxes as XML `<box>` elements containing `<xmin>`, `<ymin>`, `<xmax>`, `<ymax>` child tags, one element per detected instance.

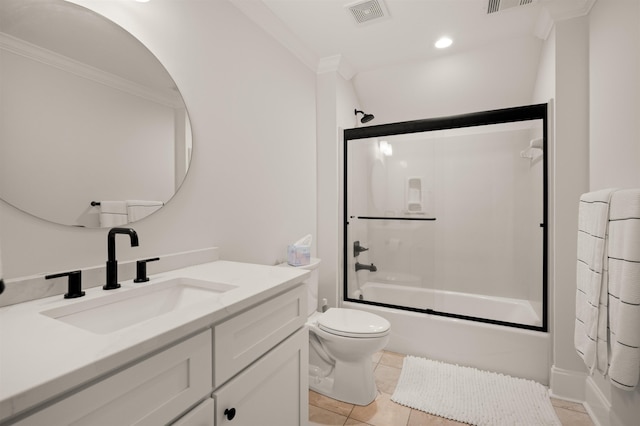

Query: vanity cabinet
<box><xmin>213</xmin><ymin>284</ymin><xmax>306</xmax><ymax>387</ymax></box>
<box><xmin>7</xmin><ymin>284</ymin><xmax>308</xmax><ymax>426</ymax></box>
<box><xmin>212</xmin><ymin>284</ymin><xmax>308</xmax><ymax>425</ymax></box>
<box><xmin>14</xmin><ymin>330</ymin><xmax>213</xmax><ymax>426</ymax></box>
<box><xmin>213</xmin><ymin>327</ymin><xmax>307</xmax><ymax>426</ymax></box>
<box><xmin>172</xmin><ymin>398</ymin><xmax>215</xmax><ymax>426</ymax></box>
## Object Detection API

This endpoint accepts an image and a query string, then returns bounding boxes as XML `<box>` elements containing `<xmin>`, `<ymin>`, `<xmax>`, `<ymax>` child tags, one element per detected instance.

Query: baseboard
<box><xmin>583</xmin><ymin>376</ymin><xmax>629</xmax><ymax>426</ymax></box>
<box><xmin>550</xmin><ymin>366</ymin><xmax>623</xmax><ymax>426</ymax></box>
<box><xmin>550</xmin><ymin>365</ymin><xmax>587</xmax><ymax>401</ymax></box>
<box><xmin>583</xmin><ymin>376</ymin><xmax>609</xmax><ymax>426</ymax></box>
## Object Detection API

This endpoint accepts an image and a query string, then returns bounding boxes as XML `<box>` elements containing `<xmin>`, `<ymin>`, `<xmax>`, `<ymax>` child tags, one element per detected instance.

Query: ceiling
<box><xmin>229</xmin><ymin>0</ymin><xmax>594</xmax><ymax>75</ymax></box>
<box><xmin>1</xmin><ymin>0</ymin><xmax>595</xmax><ymax>124</ymax></box>
<box><xmin>229</xmin><ymin>0</ymin><xmax>594</xmax><ymax>123</ymax></box>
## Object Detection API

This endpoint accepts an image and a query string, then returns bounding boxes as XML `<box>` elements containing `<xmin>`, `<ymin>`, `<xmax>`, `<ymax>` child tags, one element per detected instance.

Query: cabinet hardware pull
<box><xmin>224</xmin><ymin>407</ymin><xmax>236</xmax><ymax>420</ymax></box>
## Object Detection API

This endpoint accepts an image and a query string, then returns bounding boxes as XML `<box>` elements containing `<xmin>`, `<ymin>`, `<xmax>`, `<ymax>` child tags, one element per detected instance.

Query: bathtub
<box><xmin>356</xmin><ymin>281</ymin><xmax>542</xmax><ymax>327</ymax></box>
<box><xmin>344</xmin><ymin>282</ymin><xmax>550</xmax><ymax>384</ymax></box>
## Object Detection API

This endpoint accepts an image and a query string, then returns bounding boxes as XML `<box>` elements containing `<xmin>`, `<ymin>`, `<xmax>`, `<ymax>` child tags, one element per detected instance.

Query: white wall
<box><xmin>529</xmin><ymin>13</ymin><xmax>592</xmax><ymax>401</ymax></box>
<box><xmin>552</xmin><ymin>14</ymin><xmax>591</xmax><ymax>375</ymax></box>
<box><xmin>353</xmin><ymin>36</ymin><xmax>543</xmax><ymax>125</ymax></box>
<box><xmin>0</xmin><ymin>0</ymin><xmax>316</xmax><ymax>278</ymax></box>
<box><xmin>316</xmin><ymin>70</ymin><xmax>339</xmax><ymax>308</ymax></box>
<box><xmin>317</xmin><ymin>62</ymin><xmax>360</xmax><ymax>309</ymax></box>
<box><xmin>586</xmin><ymin>1</ymin><xmax>640</xmax><ymax>425</ymax></box>
<box><xmin>538</xmin><ymin>2</ymin><xmax>640</xmax><ymax>425</ymax></box>
<box><xmin>589</xmin><ymin>0</ymin><xmax>640</xmax><ymax>190</ymax></box>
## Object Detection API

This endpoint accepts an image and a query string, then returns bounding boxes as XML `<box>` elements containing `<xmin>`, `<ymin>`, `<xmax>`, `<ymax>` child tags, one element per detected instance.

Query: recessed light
<box><xmin>435</xmin><ymin>36</ymin><xmax>453</xmax><ymax>49</ymax></box>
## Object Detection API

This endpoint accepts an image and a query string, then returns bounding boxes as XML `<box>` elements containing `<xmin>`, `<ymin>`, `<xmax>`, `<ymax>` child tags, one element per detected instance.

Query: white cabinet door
<box><xmin>16</xmin><ymin>330</ymin><xmax>213</xmax><ymax>426</ymax></box>
<box><xmin>213</xmin><ymin>327</ymin><xmax>308</xmax><ymax>426</ymax></box>
<box><xmin>213</xmin><ymin>285</ymin><xmax>306</xmax><ymax>387</ymax></box>
<box><xmin>171</xmin><ymin>398</ymin><xmax>214</xmax><ymax>426</ymax></box>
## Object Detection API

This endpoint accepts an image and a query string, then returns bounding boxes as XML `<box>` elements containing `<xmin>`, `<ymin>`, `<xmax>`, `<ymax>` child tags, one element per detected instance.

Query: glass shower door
<box><xmin>343</xmin><ymin>104</ymin><xmax>547</xmax><ymax>331</ymax></box>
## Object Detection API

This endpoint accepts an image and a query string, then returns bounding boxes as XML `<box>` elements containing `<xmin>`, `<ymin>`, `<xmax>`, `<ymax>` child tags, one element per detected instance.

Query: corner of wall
<box><xmin>583</xmin><ymin>376</ymin><xmax>614</xmax><ymax>426</ymax></box>
<box><xmin>550</xmin><ymin>365</ymin><xmax>632</xmax><ymax>426</ymax></box>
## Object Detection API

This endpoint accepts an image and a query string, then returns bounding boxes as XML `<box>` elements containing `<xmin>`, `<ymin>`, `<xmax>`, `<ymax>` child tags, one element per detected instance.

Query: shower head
<box><xmin>355</xmin><ymin>109</ymin><xmax>375</xmax><ymax>124</ymax></box>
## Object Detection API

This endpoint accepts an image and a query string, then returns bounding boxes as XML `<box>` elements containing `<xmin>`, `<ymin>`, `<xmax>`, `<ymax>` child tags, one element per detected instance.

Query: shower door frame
<box><xmin>343</xmin><ymin>103</ymin><xmax>548</xmax><ymax>332</ymax></box>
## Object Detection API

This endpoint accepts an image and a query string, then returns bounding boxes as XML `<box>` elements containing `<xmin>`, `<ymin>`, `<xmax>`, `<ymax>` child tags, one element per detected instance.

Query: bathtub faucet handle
<box><xmin>353</xmin><ymin>241</ymin><xmax>369</xmax><ymax>257</ymax></box>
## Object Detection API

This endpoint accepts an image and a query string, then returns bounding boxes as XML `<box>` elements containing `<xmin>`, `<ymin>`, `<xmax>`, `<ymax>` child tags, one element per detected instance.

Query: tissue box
<box><xmin>287</xmin><ymin>245</ymin><xmax>310</xmax><ymax>266</ymax></box>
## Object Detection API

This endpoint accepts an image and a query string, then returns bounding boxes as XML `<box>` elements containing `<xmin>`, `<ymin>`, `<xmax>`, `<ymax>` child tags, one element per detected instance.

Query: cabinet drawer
<box><xmin>213</xmin><ymin>327</ymin><xmax>308</xmax><ymax>426</ymax></box>
<box><xmin>213</xmin><ymin>285</ymin><xmax>306</xmax><ymax>387</ymax></box>
<box><xmin>16</xmin><ymin>330</ymin><xmax>213</xmax><ymax>426</ymax></box>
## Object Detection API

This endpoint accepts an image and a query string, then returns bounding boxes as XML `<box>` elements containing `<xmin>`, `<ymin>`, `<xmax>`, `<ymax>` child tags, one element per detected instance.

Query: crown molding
<box><xmin>0</xmin><ymin>32</ymin><xmax>182</xmax><ymax>108</ymax></box>
<box><xmin>317</xmin><ymin>55</ymin><xmax>356</xmax><ymax>80</ymax></box>
<box><xmin>534</xmin><ymin>0</ymin><xmax>597</xmax><ymax>40</ymax></box>
<box><xmin>226</xmin><ymin>0</ymin><xmax>319</xmax><ymax>73</ymax></box>
<box><xmin>534</xmin><ymin>7</ymin><xmax>554</xmax><ymax>40</ymax></box>
<box><xmin>549</xmin><ymin>0</ymin><xmax>597</xmax><ymax>22</ymax></box>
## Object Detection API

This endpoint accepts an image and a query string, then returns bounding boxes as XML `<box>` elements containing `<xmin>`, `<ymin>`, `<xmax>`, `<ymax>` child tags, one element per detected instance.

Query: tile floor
<box><xmin>309</xmin><ymin>351</ymin><xmax>595</xmax><ymax>426</ymax></box>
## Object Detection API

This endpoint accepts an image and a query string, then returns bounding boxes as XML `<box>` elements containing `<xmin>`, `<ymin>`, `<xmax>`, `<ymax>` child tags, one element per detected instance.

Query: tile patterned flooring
<box><xmin>309</xmin><ymin>351</ymin><xmax>595</xmax><ymax>426</ymax></box>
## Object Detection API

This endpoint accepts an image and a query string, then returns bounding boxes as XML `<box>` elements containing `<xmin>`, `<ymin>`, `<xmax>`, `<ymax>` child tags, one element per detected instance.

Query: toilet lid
<box><xmin>317</xmin><ymin>308</ymin><xmax>390</xmax><ymax>338</ymax></box>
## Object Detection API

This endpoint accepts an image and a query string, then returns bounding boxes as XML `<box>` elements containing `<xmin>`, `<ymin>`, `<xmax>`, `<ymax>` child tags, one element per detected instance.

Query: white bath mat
<box><xmin>391</xmin><ymin>356</ymin><xmax>561</xmax><ymax>425</ymax></box>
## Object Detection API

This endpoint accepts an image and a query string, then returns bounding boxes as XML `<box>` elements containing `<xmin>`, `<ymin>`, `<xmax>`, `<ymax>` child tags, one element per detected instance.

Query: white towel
<box><xmin>99</xmin><ymin>201</ymin><xmax>128</xmax><ymax>227</ymax></box>
<box><xmin>607</xmin><ymin>189</ymin><xmax>640</xmax><ymax>390</ymax></box>
<box><xmin>575</xmin><ymin>188</ymin><xmax>617</xmax><ymax>374</ymax></box>
<box><xmin>126</xmin><ymin>200</ymin><xmax>163</xmax><ymax>223</ymax></box>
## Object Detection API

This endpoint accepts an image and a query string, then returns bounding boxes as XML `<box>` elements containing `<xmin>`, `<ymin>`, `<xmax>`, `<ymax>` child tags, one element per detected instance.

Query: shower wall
<box><xmin>346</xmin><ymin>124</ymin><xmax>543</xmax><ymax>309</ymax></box>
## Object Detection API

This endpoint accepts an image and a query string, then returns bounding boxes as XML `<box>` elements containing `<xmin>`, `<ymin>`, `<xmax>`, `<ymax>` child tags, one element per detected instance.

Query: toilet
<box><xmin>286</xmin><ymin>258</ymin><xmax>390</xmax><ymax>406</ymax></box>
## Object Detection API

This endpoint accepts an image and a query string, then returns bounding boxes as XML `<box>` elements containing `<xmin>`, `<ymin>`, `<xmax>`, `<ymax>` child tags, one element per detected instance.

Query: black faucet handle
<box><xmin>45</xmin><ymin>270</ymin><xmax>85</xmax><ymax>299</ymax></box>
<box><xmin>134</xmin><ymin>257</ymin><xmax>160</xmax><ymax>283</ymax></box>
<box><xmin>354</xmin><ymin>241</ymin><xmax>369</xmax><ymax>257</ymax></box>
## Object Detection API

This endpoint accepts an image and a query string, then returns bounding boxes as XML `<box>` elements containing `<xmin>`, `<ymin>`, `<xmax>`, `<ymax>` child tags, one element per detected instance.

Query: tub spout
<box><xmin>356</xmin><ymin>262</ymin><xmax>377</xmax><ymax>272</ymax></box>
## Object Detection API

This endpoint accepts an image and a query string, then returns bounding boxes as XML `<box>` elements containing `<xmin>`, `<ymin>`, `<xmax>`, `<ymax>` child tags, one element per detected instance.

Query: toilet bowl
<box><xmin>283</xmin><ymin>258</ymin><xmax>391</xmax><ymax>406</ymax></box>
<box><xmin>308</xmin><ymin>308</ymin><xmax>390</xmax><ymax>405</ymax></box>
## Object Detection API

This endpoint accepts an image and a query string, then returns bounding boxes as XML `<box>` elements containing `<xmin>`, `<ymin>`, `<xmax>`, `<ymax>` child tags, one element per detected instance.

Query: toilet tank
<box><xmin>281</xmin><ymin>258</ymin><xmax>321</xmax><ymax>316</ymax></box>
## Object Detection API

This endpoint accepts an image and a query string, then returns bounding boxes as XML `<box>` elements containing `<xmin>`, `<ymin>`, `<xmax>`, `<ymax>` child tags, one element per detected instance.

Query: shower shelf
<box><xmin>352</xmin><ymin>216</ymin><xmax>436</xmax><ymax>221</ymax></box>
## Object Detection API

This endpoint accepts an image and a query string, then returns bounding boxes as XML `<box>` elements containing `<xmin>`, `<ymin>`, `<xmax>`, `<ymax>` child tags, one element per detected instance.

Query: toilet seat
<box><xmin>317</xmin><ymin>308</ymin><xmax>390</xmax><ymax>338</ymax></box>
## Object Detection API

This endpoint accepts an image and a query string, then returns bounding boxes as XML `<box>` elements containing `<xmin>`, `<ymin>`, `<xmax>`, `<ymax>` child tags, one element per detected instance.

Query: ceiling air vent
<box><xmin>346</xmin><ymin>0</ymin><xmax>389</xmax><ymax>25</ymax></box>
<box><xmin>487</xmin><ymin>0</ymin><xmax>534</xmax><ymax>14</ymax></box>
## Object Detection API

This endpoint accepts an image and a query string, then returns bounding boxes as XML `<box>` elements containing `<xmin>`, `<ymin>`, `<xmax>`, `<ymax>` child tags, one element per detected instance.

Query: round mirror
<box><xmin>0</xmin><ymin>0</ymin><xmax>192</xmax><ymax>228</ymax></box>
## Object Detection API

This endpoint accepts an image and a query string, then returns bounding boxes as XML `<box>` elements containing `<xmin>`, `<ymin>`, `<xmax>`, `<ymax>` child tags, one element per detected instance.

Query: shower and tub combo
<box><xmin>342</xmin><ymin>104</ymin><xmax>550</xmax><ymax>383</ymax></box>
<box><xmin>354</xmin><ymin>274</ymin><xmax>542</xmax><ymax>327</ymax></box>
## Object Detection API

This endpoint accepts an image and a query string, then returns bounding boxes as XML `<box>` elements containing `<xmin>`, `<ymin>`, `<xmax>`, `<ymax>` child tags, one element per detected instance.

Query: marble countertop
<box><xmin>0</xmin><ymin>260</ymin><xmax>309</xmax><ymax>422</ymax></box>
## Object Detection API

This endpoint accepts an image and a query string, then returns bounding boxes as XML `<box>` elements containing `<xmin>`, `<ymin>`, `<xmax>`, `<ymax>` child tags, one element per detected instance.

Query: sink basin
<box><xmin>41</xmin><ymin>278</ymin><xmax>237</xmax><ymax>334</ymax></box>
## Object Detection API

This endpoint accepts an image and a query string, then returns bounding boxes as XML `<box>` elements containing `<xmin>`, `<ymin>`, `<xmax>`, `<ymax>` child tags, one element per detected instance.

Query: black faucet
<box><xmin>104</xmin><ymin>227</ymin><xmax>139</xmax><ymax>290</ymax></box>
<box><xmin>355</xmin><ymin>262</ymin><xmax>377</xmax><ymax>272</ymax></box>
